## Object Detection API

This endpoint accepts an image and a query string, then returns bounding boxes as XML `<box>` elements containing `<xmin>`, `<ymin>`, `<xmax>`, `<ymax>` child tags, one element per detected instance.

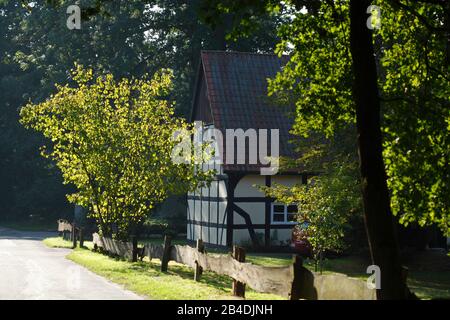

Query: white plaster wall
<box><xmin>218</xmin><ymin>202</ymin><xmax>227</xmax><ymax>225</ymax></box>
<box><xmin>233</xmin><ymin>212</ymin><xmax>245</xmax><ymax>225</ymax></box>
<box><xmin>187</xmin><ymin>223</ymin><xmax>192</xmax><ymax>239</ymax></box>
<box><xmin>193</xmin><ymin>224</ymin><xmax>201</xmax><ymax>242</ymax></box>
<box><xmin>193</xmin><ymin>197</ymin><xmax>201</xmax><ymax>222</ymax></box>
<box><xmin>234</xmin><ymin>202</ymin><xmax>266</xmax><ymax>224</ymax></box>
<box><xmin>270</xmin><ymin>228</ymin><xmax>294</xmax><ymax>245</ymax></box>
<box><xmin>218</xmin><ymin>180</ymin><xmax>227</xmax><ymax>198</ymax></box>
<box><xmin>232</xmin><ymin>229</ymin><xmax>265</xmax><ymax>246</ymax></box>
<box><xmin>232</xmin><ymin>229</ymin><xmax>251</xmax><ymax>246</ymax></box>
<box><xmin>234</xmin><ymin>175</ymin><xmax>266</xmax><ymax>197</ymax></box>
<box><xmin>209</xmin><ymin>227</ymin><xmax>218</xmax><ymax>244</ymax></box>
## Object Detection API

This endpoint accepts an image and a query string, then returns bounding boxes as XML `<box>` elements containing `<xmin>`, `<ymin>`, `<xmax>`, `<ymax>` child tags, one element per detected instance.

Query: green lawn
<box><xmin>43</xmin><ymin>236</ymin><xmax>94</xmax><ymax>250</ymax></box>
<box><xmin>67</xmin><ymin>247</ymin><xmax>284</xmax><ymax>300</ymax></box>
<box><xmin>407</xmin><ymin>271</ymin><xmax>450</xmax><ymax>300</ymax></box>
<box><xmin>246</xmin><ymin>253</ymin><xmax>293</xmax><ymax>267</ymax></box>
<box><xmin>43</xmin><ymin>237</ymin><xmax>74</xmax><ymax>248</ymax></box>
<box><xmin>138</xmin><ymin>237</ymin><xmax>188</xmax><ymax>246</ymax></box>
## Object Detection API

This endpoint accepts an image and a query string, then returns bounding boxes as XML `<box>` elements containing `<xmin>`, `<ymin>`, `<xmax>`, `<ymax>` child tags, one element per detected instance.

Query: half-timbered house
<box><xmin>187</xmin><ymin>51</ymin><xmax>307</xmax><ymax>248</ymax></box>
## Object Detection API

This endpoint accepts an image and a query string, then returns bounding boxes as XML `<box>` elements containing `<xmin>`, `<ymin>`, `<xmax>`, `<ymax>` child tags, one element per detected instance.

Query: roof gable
<box><xmin>191</xmin><ymin>50</ymin><xmax>297</xmax><ymax>172</ymax></box>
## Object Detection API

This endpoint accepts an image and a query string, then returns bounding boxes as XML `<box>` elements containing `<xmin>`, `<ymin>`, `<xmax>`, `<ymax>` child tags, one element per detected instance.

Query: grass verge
<box><xmin>66</xmin><ymin>248</ymin><xmax>284</xmax><ymax>300</ymax></box>
<box><xmin>43</xmin><ymin>237</ymin><xmax>74</xmax><ymax>248</ymax></box>
<box><xmin>43</xmin><ymin>236</ymin><xmax>94</xmax><ymax>250</ymax></box>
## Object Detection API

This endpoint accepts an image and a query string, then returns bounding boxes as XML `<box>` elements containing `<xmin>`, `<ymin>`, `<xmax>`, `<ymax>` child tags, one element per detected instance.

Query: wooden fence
<box><xmin>57</xmin><ymin>219</ymin><xmax>85</xmax><ymax>248</ymax></box>
<box><xmin>92</xmin><ymin>233</ymin><xmax>376</xmax><ymax>300</ymax></box>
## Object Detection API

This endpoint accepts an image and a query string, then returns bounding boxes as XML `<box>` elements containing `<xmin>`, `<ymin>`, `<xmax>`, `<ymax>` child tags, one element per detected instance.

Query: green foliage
<box><xmin>377</xmin><ymin>1</ymin><xmax>450</xmax><ymax>234</ymax></box>
<box><xmin>276</xmin><ymin>1</ymin><xmax>449</xmax><ymax>235</ymax></box>
<box><xmin>20</xmin><ymin>65</ymin><xmax>212</xmax><ymax>239</ymax></box>
<box><xmin>140</xmin><ymin>217</ymin><xmax>181</xmax><ymax>237</ymax></box>
<box><xmin>269</xmin><ymin>2</ymin><xmax>354</xmax><ymax>138</ymax></box>
<box><xmin>261</xmin><ymin>156</ymin><xmax>361</xmax><ymax>268</ymax></box>
<box><xmin>1</xmin><ymin>0</ymin><xmax>280</xmax><ymax>223</ymax></box>
<box><xmin>204</xmin><ymin>0</ymin><xmax>449</xmax><ymax>235</ymax></box>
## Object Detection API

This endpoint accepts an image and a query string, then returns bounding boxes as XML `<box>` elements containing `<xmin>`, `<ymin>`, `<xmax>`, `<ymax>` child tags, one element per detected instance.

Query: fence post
<box><xmin>57</xmin><ymin>220</ymin><xmax>61</xmax><ymax>237</ymax></box>
<box><xmin>78</xmin><ymin>228</ymin><xmax>84</xmax><ymax>248</ymax></box>
<box><xmin>194</xmin><ymin>239</ymin><xmax>205</xmax><ymax>281</ymax></box>
<box><xmin>232</xmin><ymin>245</ymin><xmax>246</xmax><ymax>298</ymax></box>
<box><xmin>289</xmin><ymin>254</ymin><xmax>303</xmax><ymax>300</ymax></box>
<box><xmin>131</xmin><ymin>235</ymin><xmax>138</xmax><ymax>262</ymax></box>
<box><xmin>71</xmin><ymin>223</ymin><xmax>77</xmax><ymax>249</ymax></box>
<box><xmin>161</xmin><ymin>235</ymin><xmax>172</xmax><ymax>272</ymax></box>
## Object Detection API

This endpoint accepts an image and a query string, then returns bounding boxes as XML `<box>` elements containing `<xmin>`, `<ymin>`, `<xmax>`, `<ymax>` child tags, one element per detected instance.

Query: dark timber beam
<box><xmin>264</xmin><ymin>176</ymin><xmax>271</xmax><ymax>247</ymax></box>
<box><xmin>225</xmin><ymin>173</ymin><xmax>245</xmax><ymax>247</ymax></box>
<box><xmin>233</xmin><ymin>204</ymin><xmax>260</xmax><ymax>248</ymax></box>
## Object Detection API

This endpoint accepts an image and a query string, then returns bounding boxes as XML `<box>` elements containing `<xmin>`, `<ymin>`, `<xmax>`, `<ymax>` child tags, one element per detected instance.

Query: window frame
<box><xmin>270</xmin><ymin>203</ymin><xmax>298</xmax><ymax>225</ymax></box>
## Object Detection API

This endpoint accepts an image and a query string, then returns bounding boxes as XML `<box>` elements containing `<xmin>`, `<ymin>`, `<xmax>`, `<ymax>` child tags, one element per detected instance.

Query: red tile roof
<box><xmin>192</xmin><ymin>50</ymin><xmax>298</xmax><ymax>173</ymax></box>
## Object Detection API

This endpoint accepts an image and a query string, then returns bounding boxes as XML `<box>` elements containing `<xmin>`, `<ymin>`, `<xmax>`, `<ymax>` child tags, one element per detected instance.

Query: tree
<box><xmin>20</xmin><ymin>65</ymin><xmax>211</xmax><ymax>239</ymax></box>
<box><xmin>379</xmin><ymin>1</ymin><xmax>449</xmax><ymax>234</ymax></box>
<box><xmin>348</xmin><ymin>0</ymin><xmax>407</xmax><ymax>299</ymax></box>
<box><xmin>262</xmin><ymin>156</ymin><xmax>361</xmax><ymax>272</ymax></box>
<box><xmin>0</xmin><ymin>0</ymin><xmax>282</xmax><ymax>222</ymax></box>
<box><xmin>261</xmin><ymin>121</ymin><xmax>363</xmax><ymax>270</ymax></box>
<box><xmin>32</xmin><ymin>0</ymin><xmax>283</xmax><ymax>116</ymax></box>
<box><xmin>0</xmin><ymin>0</ymin><xmax>75</xmax><ymax>221</ymax></box>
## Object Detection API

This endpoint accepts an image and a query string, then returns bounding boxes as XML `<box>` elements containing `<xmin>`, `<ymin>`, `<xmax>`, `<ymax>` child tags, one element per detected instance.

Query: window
<box><xmin>271</xmin><ymin>203</ymin><xmax>298</xmax><ymax>225</ymax></box>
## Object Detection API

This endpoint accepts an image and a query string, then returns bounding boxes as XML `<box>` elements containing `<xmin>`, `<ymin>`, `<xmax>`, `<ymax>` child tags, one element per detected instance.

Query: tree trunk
<box><xmin>349</xmin><ymin>0</ymin><xmax>408</xmax><ymax>299</ymax></box>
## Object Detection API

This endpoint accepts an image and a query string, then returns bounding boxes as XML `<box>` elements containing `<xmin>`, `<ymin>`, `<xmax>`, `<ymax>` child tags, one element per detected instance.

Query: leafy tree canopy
<box><xmin>0</xmin><ymin>0</ymin><xmax>281</xmax><ymax>221</ymax></box>
<box><xmin>20</xmin><ymin>65</ymin><xmax>212</xmax><ymax>238</ymax></box>
<box><xmin>202</xmin><ymin>0</ymin><xmax>450</xmax><ymax>235</ymax></box>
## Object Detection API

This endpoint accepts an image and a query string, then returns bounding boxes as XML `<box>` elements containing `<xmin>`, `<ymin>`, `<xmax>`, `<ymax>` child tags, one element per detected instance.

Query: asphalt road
<box><xmin>0</xmin><ymin>227</ymin><xmax>143</xmax><ymax>300</ymax></box>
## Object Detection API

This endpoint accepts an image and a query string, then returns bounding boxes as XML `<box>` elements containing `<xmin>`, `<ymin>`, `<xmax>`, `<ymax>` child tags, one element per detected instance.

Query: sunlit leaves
<box><xmin>376</xmin><ymin>0</ymin><xmax>450</xmax><ymax>235</ymax></box>
<box><xmin>20</xmin><ymin>65</ymin><xmax>212</xmax><ymax>239</ymax></box>
<box><xmin>270</xmin><ymin>0</ymin><xmax>449</xmax><ymax>235</ymax></box>
<box><xmin>260</xmin><ymin>159</ymin><xmax>360</xmax><ymax>262</ymax></box>
<box><xmin>268</xmin><ymin>2</ymin><xmax>354</xmax><ymax>138</ymax></box>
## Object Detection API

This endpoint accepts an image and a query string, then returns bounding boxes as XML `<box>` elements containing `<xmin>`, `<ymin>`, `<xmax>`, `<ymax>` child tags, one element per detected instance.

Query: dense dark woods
<box><xmin>0</xmin><ymin>0</ymin><xmax>280</xmax><ymax>223</ymax></box>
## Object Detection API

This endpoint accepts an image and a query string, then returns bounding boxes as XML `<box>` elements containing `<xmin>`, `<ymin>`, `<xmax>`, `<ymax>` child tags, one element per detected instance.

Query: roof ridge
<box><xmin>200</xmin><ymin>50</ymin><xmax>286</xmax><ymax>57</ymax></box>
